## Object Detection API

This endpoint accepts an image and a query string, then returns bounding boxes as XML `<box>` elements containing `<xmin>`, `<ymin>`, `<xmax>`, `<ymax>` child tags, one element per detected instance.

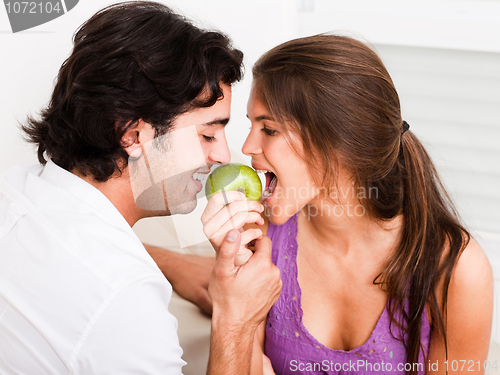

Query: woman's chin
<box><xmin>265</xmin><ymin>200</ymin><xmax>301</xmax><ymax>226</ymax></box>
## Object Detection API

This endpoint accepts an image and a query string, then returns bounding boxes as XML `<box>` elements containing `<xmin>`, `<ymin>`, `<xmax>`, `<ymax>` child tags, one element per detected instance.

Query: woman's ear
<box><xmin>121</xmin><ymin>120</ymin><xmax>155</xmax><ymax>159</ymax></box>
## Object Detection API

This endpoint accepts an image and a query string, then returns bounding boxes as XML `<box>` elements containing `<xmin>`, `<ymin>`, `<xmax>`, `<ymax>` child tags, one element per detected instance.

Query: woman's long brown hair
<box><xmin>253</xmin><ymin>34</ymin><xmax>470</xmax><ymax>373</ymax></box>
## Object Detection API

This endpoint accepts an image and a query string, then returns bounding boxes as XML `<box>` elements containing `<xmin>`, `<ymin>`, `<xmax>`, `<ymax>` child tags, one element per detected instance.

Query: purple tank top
<box><xmin>265</xmin><ymin>213</ymin><xmax>430</xmax><ymax>375</ymax></box>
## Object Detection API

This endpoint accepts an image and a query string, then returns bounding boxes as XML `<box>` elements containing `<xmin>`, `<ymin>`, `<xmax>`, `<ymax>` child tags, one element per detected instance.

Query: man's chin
<box><xmin>168</xmin><ymin>198</ymin><xmax>198</xmax><ymax>216</ymax></box>
<box><xmin>135</xmin><ymin>181</ymin><xmax>200</xmax><ymax>214</ymax></box>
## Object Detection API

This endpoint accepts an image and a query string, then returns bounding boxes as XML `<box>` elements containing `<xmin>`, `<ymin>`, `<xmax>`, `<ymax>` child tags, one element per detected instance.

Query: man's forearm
<box><xmin>207</xmin><ymin>315</ymin><xmax>256</xmax><ymax>375</ymax></box>
<box><xmin>144</xmin><ymin>244</ymin><xmax>179</xmax><ymax>276</ymax></box>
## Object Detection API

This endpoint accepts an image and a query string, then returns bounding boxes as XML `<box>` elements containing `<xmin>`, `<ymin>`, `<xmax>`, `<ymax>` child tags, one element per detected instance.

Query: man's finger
<box><xmin>234</xmin><ymin>247</ymin><xmax>253</xmax><ymax>267</ymax></box>
<box><xmin>252</xmin><ymin>235</ymin><xmax>273</xmax><ymax>260</ymax></box>
<box><xmin>214</xmin><ymin>229</ymin><xmax>241</xmax><ymax>270</ymax></box>
<box><xmin>202</xmin><ymin>202</ymin><xmax>263</xmax><ymax>240</ymax></box>
<box><xmin>201</xmin><ymin>191</ymin><xmax>246</xmax><ymax>224</ymax></box>
<box><xmin>240</xmin><ymin>228</ymin><xmax>263</xmax><ymax>248</ymax></box>
<box><xmin>209</xmin><ymin>212</ymin><xmax>263</xmax><ymax>240</ymax></box>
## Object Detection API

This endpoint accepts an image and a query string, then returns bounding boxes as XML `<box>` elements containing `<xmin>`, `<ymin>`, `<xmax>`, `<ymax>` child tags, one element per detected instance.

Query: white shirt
<box><xmin>0</xmin><ymin>160</ymin><xmax>185</xmax><ymax>374</ymax></box>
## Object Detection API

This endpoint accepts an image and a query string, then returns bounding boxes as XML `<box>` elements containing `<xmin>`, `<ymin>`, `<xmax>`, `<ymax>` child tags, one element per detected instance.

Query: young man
<box><xmin>0</xmin><ymin>2</ymin><xmax>280</xmax><ymax>374</ymax></box>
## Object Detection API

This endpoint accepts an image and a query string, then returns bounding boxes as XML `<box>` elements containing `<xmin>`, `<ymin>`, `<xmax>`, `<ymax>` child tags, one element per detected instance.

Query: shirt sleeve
<box><xmin>73</xmin><ymin>276</ymin><xmax>186</xmax><ymax>375</ymax></box>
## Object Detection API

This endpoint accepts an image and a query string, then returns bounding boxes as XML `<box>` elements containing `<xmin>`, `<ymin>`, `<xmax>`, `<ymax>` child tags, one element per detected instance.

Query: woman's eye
<box><xmin>262</xmin><ymin>127</ymin><xmax>277</xmax><ymax>136</ymax></box>
<box><xmin>203</xmin><ymin>135</ymin><xmax>216</xmax><ymax>142</ymax></box>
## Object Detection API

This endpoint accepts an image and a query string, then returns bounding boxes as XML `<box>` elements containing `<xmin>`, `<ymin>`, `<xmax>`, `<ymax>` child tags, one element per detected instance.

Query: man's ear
<box><xmin>121</xmin><ymin>120</ymin><xmax>154</xmax><ymax>159</ymax></box>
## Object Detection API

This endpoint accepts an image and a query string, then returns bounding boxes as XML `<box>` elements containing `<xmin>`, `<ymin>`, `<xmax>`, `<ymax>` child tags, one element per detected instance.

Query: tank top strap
<box><xmin>267</xmin><ymin>212</ymin><xmax>299</xmax><ymax>274</ymax></box>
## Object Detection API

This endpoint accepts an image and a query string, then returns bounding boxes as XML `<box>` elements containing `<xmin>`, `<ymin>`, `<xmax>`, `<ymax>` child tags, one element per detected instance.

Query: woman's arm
<box><xmin>250</xmin><ymin>321</ymin><xmax>265</xmax><ymax>375</ymax></box>
<box><xmin>428</xmin><ymin>238</ymin><xmax>494</xmax><ymax>374</ymax></box>
<box><xmin>251</xmin><ymin>320</ymin><xmax>276</xmax><ymax>375</ymax></box>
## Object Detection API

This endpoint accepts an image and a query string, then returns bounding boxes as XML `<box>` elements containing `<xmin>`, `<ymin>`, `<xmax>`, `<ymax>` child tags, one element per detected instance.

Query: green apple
<box><xmin>205</xmin><ymin>163</ymin><xmax>262</xmax><ymax>201</ymax></box>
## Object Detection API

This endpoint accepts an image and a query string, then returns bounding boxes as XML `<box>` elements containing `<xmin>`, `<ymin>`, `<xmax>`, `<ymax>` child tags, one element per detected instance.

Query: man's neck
<box><xmin>71</xmin><ymin>168</ymin><xmax>143</xmax><ymax>227</ymax></box>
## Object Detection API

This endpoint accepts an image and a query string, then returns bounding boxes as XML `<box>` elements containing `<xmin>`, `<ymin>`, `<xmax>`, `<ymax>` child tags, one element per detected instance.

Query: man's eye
<box><xmin>262</xmin><ymin>127</ymin><xmax>277</xmax><ymax>136</ymax></box>
<box><xmin>203</xmin><ymin>135</ymin><xmax>216</xmax><ymax>142</ymax></box>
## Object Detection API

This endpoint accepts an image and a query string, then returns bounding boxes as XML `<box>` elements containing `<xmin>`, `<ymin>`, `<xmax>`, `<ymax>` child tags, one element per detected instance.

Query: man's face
<box><xmin>130</xmin><ymin>84</ymin><xmax>232</xmax><ymax>216</ymax></box>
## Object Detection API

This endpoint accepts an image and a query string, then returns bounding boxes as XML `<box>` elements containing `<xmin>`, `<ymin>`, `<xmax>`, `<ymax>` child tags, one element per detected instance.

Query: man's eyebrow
<box><xmin>202</xmin><ymin>118</ymin><xmax>230</xmax><ymax>127</ymax></box>
<box><xmin>246</xmin><ymin>114</ymin><xmax>276</xmax><ymax>122</ymax></box>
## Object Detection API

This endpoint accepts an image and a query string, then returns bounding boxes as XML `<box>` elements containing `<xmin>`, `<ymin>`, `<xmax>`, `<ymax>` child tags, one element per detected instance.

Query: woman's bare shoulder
<box><xmin>428</xmin><ymin>236</ymin><xmax>494</xmax><ymax>363</ymax></box>
<box><xmin>451</xmin><ymin>236</ymin><xmax>493</xmax><ymax>295</ymax></box>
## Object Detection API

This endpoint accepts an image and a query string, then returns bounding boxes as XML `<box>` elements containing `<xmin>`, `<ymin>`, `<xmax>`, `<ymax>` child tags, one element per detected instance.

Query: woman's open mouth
<box><xmin>263</xmin><ymin>171</ymin><xmax>277</xmax><ymax>199</ymax></box>
<box><xmin>255</xmin><ymin>169</ymin><xmax>278</xmax><ymax>200</ymax></box>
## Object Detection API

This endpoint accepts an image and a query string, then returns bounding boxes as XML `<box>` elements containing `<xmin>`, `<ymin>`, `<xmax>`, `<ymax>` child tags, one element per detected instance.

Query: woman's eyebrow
<box><xmin>246</xmin><ymin>114</ymin><xmax>276</xmax><ymax>122</ymax></box>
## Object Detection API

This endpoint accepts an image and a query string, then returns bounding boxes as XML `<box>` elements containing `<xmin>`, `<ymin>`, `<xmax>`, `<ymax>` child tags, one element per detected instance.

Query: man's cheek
<box><xmin>169</xmin><ymin>127</ymin><xmax>206</xmax><ymax>175</ymax></box>
<box><xmin>129</xmin><ymin>126</ymin><xmax>205</xmax><ymax>211</ymax></box>
<box><xmin>135</xmin><ymin>182</ymin><xmax>168</xmax><ymax>211</ymax></box>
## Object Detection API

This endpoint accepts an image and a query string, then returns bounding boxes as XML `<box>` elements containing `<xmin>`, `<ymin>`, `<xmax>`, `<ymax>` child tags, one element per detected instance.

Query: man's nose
<box><xmin>208</xmin><ymin>141</ymin><xmax>231</xmax><ymax>165</ymax></box>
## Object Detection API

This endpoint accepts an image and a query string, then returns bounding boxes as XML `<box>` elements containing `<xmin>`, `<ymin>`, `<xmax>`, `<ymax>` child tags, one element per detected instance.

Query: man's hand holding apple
<box><xmin>201</xmin><ymin>190</ymin><xmax>264</xmax><ymax>265</ymax></box>
<box><xmin>202</xmin><ymin>163</ymin><xmax>266</xmax><ymax>265</ymax></box>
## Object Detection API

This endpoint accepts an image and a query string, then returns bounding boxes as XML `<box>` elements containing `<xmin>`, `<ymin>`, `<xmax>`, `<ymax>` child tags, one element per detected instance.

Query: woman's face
<box><xmin>242</xmin><ymin>85</ymin><xmax>320</xmax><ymax>225</ymax></box>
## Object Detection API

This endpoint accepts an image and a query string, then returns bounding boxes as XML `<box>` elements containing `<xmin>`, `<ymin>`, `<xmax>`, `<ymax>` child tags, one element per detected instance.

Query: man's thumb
<box><xmin>216</xmin><ymin>229</ymin><xmax>240</xmax><ymax>265</ymax></box>
<box><xmin>253</xmin><ymin>235</ymin><xmax>272</xmax><ymax>259</ymax></box>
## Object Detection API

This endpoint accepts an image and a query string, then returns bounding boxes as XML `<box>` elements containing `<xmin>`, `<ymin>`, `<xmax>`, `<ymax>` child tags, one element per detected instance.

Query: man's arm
<box><xmin>144</xmin><ymin>244</ymin><xmax>215</xmax><ymax>315</ymax></box>
<box><xmin>207</xmin><ymin>230</ymin><xmax>281</xmax><ymax>375</ymax></box>
<box><xmin>74</xmin><ymin>277</ymin><xmax>185</xmax><ymax>374</ymax></box>
<box><xmin>208</xmin><ymin>315</ymin><xmax>256</xmax><ymax>374</ymax></box>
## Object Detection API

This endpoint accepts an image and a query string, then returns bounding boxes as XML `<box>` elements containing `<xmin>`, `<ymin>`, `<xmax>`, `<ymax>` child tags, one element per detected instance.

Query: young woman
<box><xmin>201</xmin><ymin>34</ymin><xmax>493</xmax><ymax>374</ymax></box>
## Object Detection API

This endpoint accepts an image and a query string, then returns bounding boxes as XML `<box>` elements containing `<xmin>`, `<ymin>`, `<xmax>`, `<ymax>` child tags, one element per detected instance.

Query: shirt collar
<box><xmin>41</xmin><ymin>159</ymin><xmax>135</xmax><ymax>235</ymax></box>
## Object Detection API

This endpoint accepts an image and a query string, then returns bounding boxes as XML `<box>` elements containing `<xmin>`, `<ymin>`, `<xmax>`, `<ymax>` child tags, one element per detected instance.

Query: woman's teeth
<box><xmin>262</xmin><ymin>171</ymin><xmax>278</xmax><ymax>198</ymax></box>
<box><xmin>255</xmin><ymin>170</ymin><xmax>269</xmax><ymax>194</ymax></box>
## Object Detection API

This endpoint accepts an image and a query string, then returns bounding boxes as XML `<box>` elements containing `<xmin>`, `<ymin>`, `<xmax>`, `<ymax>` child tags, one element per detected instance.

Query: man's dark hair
<box><xmin>22</xmin><ymin>1</ymin><xmax>243</xmax><ymax>182</ymax></box>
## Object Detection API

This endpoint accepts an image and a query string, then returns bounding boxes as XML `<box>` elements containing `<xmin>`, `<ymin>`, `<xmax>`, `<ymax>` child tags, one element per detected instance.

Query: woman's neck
<box><xmin>298</xmin><ymin>199</ymin><xmax>403</xmax><ymax>259</ymax></box>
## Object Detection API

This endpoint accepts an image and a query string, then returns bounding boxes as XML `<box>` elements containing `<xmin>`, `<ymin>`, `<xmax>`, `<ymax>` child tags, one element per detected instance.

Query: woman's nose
<box><xmin>242</xmin><ymin>129</ymin><xmax>261</xmax><ymax>156</ymax></box>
